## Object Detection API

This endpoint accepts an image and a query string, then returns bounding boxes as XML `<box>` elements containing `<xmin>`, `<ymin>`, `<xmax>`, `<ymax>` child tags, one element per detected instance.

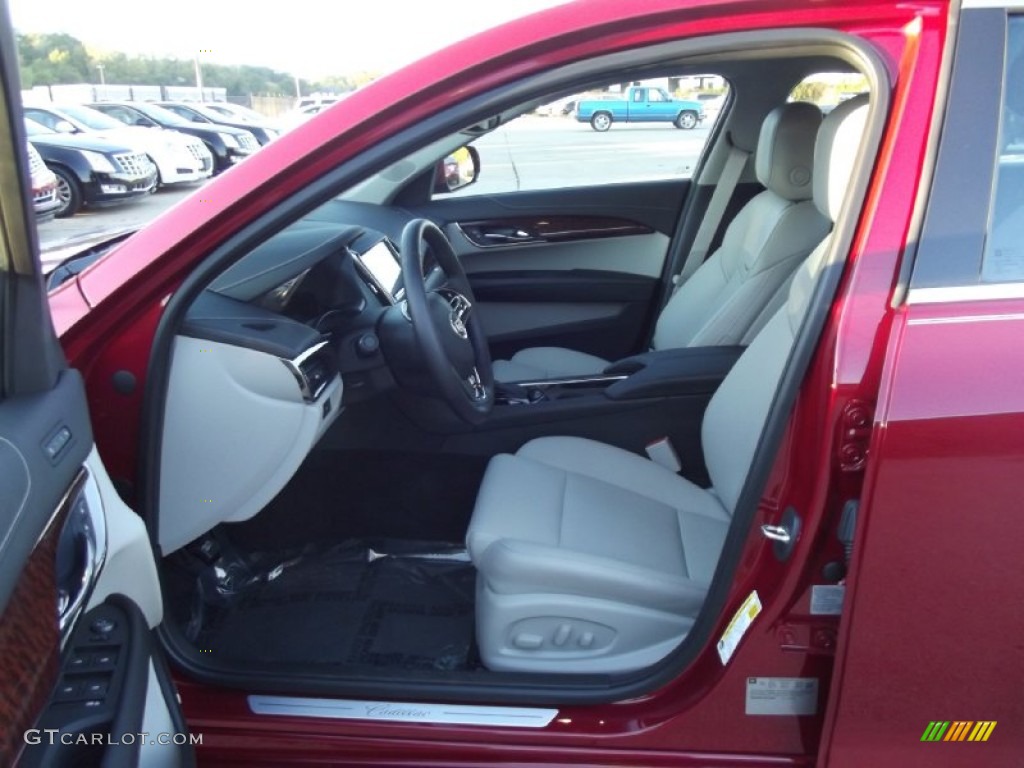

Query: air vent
<box><xmin>280</xmin><ymin>341</ymin><xmax>336</xmax><ymax>402</ymax></box>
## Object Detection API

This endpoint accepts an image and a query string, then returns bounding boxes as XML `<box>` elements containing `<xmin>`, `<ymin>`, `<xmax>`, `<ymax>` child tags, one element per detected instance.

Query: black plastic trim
<box><xmin>181</xmin><ymin>291</ymin><xmax>324</xmax><ymax>360</ymax></box>
<box><xmin>470</xmin><ymin>269</ymin><xmax>656</xmax><ymax>303</ymax></box>
<box><xmin>909</xmin><ymin>8</ymin><xmax>1006</xmax><ymax>290</ymax></box>
<box><xmin>603</xmin><ymin>346</ymin><xmax>744</xmax><ymax>399</ymax></box>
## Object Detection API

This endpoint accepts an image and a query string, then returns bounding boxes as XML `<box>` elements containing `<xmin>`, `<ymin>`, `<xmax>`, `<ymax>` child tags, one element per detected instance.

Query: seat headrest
<box><xmin>755</xmin><ymin>102</ymin><xmax>823</xmax><ymax>201</ymax></box>
<box><xmin>787</xmin><ymin>94</ymin><xmax>871</xmax><ymax>331</ymax></box>
<box><xmin>813</xmin><ymin>94</ymin><xmax>870</xmax><ymax>222</ymax></box>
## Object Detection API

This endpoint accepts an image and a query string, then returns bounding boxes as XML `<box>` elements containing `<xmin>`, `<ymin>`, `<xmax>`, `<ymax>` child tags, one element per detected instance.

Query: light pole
<box><xmin>194</xmin><ymin>53</ymin><xmax>204</xmax><ymax>102</ymax></box>
<box><xmin>295</xmin><ymin>75</ymin><xmax>301</xmax><ymax>99</ymax></box>
<box><xmin>96</xmin><ymin>64</ymin><xmax>105</xmax><ymax>86</ymax></box>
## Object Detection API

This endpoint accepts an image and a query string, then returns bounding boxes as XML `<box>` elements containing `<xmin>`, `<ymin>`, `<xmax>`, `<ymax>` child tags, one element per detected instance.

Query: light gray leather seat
<box><xmin>493</xmin><ymin>101</ymin><xmax>829</xmax><ymax>382</ymax></box>
<box><xmin>467</xmin><ymin>96</ymin><xmax>869</xmax><ymax>673</ymax></box>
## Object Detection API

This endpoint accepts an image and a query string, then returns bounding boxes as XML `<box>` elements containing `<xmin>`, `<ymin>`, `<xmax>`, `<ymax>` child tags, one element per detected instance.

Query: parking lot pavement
<box><xmin>36</xmin><ymin>117</ymin><xmax>713</xmax><ymax>264</ymax></box>
<box><xmin>37</xmin><ymin>183</ymin><xmax>203</xmax><ymax>257</ymax></box>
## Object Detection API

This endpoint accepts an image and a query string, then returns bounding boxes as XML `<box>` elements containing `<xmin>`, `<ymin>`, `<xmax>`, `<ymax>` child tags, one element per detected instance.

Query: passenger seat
<box><xmin>493</xmin><ymin>101</ymin><xmax>829</xmax><ymax>382</ymax></box>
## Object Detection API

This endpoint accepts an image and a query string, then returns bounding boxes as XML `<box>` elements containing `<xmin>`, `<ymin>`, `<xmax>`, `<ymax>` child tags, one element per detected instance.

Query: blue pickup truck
<box><xmin>575</xmin><ymin>86</ymin><xmax>705</xmax><ymax>131</ymax></box>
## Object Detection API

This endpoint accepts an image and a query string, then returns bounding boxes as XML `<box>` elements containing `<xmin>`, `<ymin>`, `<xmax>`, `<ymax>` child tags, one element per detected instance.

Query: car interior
<box><xmin>140</xmin><ymin>34</ymin><xmax>882</xmax><ymax>702</ymax></box>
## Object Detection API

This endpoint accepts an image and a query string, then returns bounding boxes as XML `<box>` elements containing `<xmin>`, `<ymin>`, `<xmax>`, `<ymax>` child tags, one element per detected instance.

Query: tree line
<box><xmin>17</xmin><ymin>32</ymin><xmax>367</xmax><ymax>104</ymax></box>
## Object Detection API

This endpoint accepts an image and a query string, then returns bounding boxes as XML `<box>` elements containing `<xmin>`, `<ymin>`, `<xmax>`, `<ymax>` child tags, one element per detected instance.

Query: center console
<box><xmin>446</xmin><ymin>346</ymin><xmax>745</xmax><ymax>485</ymax></box>
<box><xmin>496</xmin><ymin>346</ymin><xmax>743</xmax><ymax>405</ymax></box>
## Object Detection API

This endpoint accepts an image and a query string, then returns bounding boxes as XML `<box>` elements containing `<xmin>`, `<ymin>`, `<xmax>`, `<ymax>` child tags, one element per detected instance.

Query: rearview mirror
<box><xmin>433</xmin><ymin>145</ymin><xmax>480</xmax><ymax>194</ymax></box>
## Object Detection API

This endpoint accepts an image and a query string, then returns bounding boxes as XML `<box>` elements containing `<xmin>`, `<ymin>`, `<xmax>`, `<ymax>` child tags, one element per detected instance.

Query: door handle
<box><xmin>482</xmin><ymin>230</ymin><xmax>534</xmax><ymax>243</ymax></box>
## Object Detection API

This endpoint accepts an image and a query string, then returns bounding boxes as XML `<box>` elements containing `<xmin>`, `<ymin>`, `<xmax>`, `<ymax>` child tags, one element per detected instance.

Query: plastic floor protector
<box><xmin>186</xmin><ymin>540</ymin><xmax>478</xmax><ymax>670</ymax></box>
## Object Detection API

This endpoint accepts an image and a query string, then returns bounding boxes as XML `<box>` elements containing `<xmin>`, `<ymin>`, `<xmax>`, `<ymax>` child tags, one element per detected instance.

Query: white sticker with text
<box><xmin>717</xmin><ymin>590</ymin><xmax>762</xmax><ymax>665</ymax></box>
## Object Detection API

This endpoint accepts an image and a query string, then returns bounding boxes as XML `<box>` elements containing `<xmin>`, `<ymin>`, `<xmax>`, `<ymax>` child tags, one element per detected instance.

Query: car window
<box><xmin>25</xmin><ymin>109</ymin><xmax>60</xmax><ymax>130</ymax></box>
<box><xmin>440</xmin><ymin>76</ymin><xmax>728</xmax><ymax>197</ymax></box>
<box><xmin>97</xmin><ymin>105</ymin><xmax>141</xmax><ymax>125</ymax></box>
<box><xmin>983</xmin><ymin>16</ymin><xmax>1024</xmax><ymax>283</ymax></box>
<box><xmin>55</xmin><ymin>105</ymin><xmax>124</xmax><ymax>131</ymax></box>
<box><xmin>788</xmin><ymin>72</ymin><xmax>869</xmax><ymax>113</ymax></box>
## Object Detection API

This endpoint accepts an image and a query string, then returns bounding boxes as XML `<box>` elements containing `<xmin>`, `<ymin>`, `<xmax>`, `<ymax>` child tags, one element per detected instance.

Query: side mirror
<box><xmin>134</xmin><ymin>118</ymin><xmax>153</xmax><ymax>127</ymax></box>
<box><xmin>54</xmin><ymin>120</ymin><xmax>77</xmax><ymax>134</ymax></box>
<box><xmin>433</xmin><ymin>145</ymin><xmax>480</xmax><ymax>194</ymax></box>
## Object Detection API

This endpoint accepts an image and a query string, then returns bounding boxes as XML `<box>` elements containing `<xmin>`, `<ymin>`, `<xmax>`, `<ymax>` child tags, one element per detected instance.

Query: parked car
<box><xmin>87</xmin><ymin>101</ymin><xmax>258</xmax><ymax>174</ymax></box>
<box><xmin>5</xmin><ymin>1</ymin><xmax>1024</xmax><ymax>767</ymax></box>
<box><xmin>277</xmin><ymin>103</ymin><xmax>331</xmax><ymax>132</ymax></box>
<box><xmin>576</xmin><ymin>85</ymin><xmax>705</xmax><ymax>130</ymax></box>
<box><xmin>24</xmin><ymin>118</ymin><xmax>156</xmax><ymax>217</ymax></box>
<box><xmin>695</xmin><ymin>92</ymin><xmax>727</xmax><ymax>123</ymax></box>
<box><xmin>23</xmin><ymin>104</ymin><xmax>214</xmax><ymax>186</ymax></box>
<box><xmin>535</xmin><ymin>94</ymin><xmax>578</xmax><ymax>116</ymax></box>
<box><xmin>26</xmin><ymin>140</ymin><xmax>59</xmax><ymax>220</ymax></box>
<box><xmin>155</xmin><ymin>101</ymin><xmax>278</xmax><ymax>146</ymax></box>
<box><xmin>199</xmin><ymin>101</ymin><xmax>271</xmax><ymax>125</ymax></box>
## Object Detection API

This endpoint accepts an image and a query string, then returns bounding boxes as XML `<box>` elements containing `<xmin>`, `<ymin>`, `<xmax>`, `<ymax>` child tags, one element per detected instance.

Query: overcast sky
<box><xmin>10</xmin><ymin>0</ymin><xmax>568</xmax><ymax>78</ymax></box>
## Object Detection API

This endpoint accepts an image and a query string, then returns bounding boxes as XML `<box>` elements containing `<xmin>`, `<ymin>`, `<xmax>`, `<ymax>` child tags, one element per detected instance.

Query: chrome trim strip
<box><xmin>248</xmin><ymin>695</ymin><xmax>558</xmax><ymax>728</ymax></box>
<box><xmin>907</xmin><ymin>282</ymin><xmax>1024</xmax><ymax>304</ymax></box>
<box><xmin>515</xmin><ymin>374</ymin><xmax>628</xmax><ymax>388</ymax></box>
<box><xmin>56</xmin><ymin>469</ymin><xmax>108</xmax><ymax>649</ymax></box>
<box><xmin>279</xmin><ymin>340</ymin><xmax>332</xmax><ymax>403</ymax></box>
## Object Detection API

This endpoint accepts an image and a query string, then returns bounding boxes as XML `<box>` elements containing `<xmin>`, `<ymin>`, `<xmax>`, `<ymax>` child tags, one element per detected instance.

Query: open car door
<box><xmin>0</xmin><ymin>3</ymin><xmax>193</xmax><ymax>766</ymax></box>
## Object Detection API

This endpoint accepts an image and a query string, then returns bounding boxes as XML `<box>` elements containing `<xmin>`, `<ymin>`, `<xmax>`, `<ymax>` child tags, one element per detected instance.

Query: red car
<box><xmin>2</xmin><ymin>0</ymin><xmax>1022</xmax><ymax>766</ymax></box>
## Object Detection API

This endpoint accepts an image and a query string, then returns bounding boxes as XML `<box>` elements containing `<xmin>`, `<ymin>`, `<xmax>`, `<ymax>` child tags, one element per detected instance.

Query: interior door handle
<box><xmin>482</xmin><ymin>230</ymin><xmax>535</xmax><ymax>243</ymax></box>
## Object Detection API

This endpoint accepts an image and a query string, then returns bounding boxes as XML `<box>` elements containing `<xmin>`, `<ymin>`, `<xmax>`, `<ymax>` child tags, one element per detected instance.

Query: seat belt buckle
<box><xmin>645</xmin><ymin>437</ymin><xmax>682</xmax><ymax>472</ymax></box>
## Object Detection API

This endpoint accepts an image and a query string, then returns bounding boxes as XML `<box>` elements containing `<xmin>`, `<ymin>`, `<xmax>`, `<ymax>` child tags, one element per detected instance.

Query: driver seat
<box><xmin>466</xmin><ymin>96</ymin><xmax>869</xmax><ymax>673</ymax></box>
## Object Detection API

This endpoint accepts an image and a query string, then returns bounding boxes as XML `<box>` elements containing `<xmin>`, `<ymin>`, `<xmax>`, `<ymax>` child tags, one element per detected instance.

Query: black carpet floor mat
<box><xmin>185</xmin><ymin>540</ymin><xmax>478</xmax><ymax>671</ymax></box>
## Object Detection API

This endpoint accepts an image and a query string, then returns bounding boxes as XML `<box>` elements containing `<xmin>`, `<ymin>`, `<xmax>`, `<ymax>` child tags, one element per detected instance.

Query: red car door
<box><xmin>821</xmin><ymin>6</ymin><xmax>1024</xmax><ymax>766</ymax></box>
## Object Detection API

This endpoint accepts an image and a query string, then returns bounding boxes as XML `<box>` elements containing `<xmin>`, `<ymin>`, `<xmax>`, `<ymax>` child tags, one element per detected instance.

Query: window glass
<box><xmin>788</xmin><ymin>72</ymin><xmax>869</xmax><ymax>113</ymax></box>
<box><xmin>984</xmin><ymin>17</ymin><xmax>1024</xmax><ymax>283</ymax></box>
<box><xmin>441</xmin><ymin>75</ymin><xmax>728</xmax><ymax>197</ymax></box>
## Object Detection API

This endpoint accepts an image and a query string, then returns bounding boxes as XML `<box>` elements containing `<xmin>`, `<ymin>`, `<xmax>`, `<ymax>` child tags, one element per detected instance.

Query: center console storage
<box><xmin>447</xmin><ymin>346</ymin><xmax>745</xmax><ymax>485</ymax></box>
<box><xmin>496</xmin><ymin>346</ymin><xmax>744</xmax><ymax>405</ymax></box>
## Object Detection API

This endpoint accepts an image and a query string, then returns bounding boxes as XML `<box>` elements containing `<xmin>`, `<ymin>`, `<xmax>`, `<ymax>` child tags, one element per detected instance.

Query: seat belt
<box><xmin>673</xmin><ymin>142</ymin><xmax>749</xmax><ymax>289</ymax></box>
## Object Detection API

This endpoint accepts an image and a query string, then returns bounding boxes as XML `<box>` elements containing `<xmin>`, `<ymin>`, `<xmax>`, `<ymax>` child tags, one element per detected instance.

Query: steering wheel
<box><xmin>399</xmin><ymin>219</ymin><xmax>494</xmax><ymax>422</ymax></box>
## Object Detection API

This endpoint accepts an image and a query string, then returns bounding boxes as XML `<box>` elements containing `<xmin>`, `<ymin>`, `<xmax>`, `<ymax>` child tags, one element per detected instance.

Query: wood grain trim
<box><xmin>457</xmin><ymin>216</ymin><xmax>654</xmax><ymax>248</ymax></box>
<box><xmin>0</xmin><ymin>474</ymin><xmax>79</xmax><ymax>766</ymax></box>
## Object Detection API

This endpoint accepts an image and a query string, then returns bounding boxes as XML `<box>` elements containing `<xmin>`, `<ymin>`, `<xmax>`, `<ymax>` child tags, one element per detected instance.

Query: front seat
<box><xmin>493</xmin><ymin>101</ymin><xmax>829</xmax><ymax>382</ymax></box>
<box><xmin>467</xmin><ymin>95</ymin><xmax>869</xmax><ymax>673</ymax></box>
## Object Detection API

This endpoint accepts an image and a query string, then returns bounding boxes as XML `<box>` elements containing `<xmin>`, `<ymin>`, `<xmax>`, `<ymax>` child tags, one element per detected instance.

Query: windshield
<box><xmin>24</xmin><ymin>118</ymin><xmax>54</xmax><ymax>136</ymax></box>
<box><xmin>132</xmin><ymin>102</ymin><xmax>193</xmax><ymax>126</ymax></box>
<box><xmin>56</xmin><ymin>105</ymin><xmax>124</xmax><ymax>131</ymax></box>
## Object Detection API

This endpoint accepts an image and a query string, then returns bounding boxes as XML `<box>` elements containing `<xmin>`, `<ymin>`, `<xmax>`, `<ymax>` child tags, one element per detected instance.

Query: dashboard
<box><xmin>159</xmin><ymin>204</ymin><xmax>435</xmax><ymax>554</ymax></box>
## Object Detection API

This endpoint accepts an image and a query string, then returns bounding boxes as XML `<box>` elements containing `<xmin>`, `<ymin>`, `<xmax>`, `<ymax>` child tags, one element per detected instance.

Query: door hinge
<box><xmin>837</xmin><ymin>399</ymin><xmax>874</xmax><ymax>472</ymax></box>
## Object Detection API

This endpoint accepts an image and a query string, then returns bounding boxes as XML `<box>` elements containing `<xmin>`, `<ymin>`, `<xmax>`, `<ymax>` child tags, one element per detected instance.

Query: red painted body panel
<box><xmin>821</xmin><ymin>303</ymin><xmax>1024</xmax><ymax>768</ymax></box>
<box><xmin>40</xmin><ymin>0</ymin><xmax>967</xmax><ymax>764</ymax></box>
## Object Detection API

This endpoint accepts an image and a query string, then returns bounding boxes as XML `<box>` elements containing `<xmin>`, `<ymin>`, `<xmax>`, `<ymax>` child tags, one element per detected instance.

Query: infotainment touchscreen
<box><xmin>356</xmin><ymin>240</ymin><xmax>402</xmax><ymax>301</ymax></box>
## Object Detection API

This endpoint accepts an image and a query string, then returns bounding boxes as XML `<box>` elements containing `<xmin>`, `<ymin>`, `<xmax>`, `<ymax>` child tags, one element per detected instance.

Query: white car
<box><xmin>23</xmin><ymin>104</ymin><xmax>214</xmax><ymax>186</ymax></box>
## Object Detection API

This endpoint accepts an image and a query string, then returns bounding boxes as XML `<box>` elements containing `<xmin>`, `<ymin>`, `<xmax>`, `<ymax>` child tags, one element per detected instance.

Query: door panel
<box><xmin>417</xmin><ymin>179</ymin><xmax>687</xmax><ymax>361</ymax></box>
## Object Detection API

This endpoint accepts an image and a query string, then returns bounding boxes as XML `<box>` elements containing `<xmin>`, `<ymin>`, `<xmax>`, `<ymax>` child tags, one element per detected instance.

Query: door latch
<box><xmin>761</xmin><ymin>506</ymin><xmax>801</xmax><ymax>561</ymax></box>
